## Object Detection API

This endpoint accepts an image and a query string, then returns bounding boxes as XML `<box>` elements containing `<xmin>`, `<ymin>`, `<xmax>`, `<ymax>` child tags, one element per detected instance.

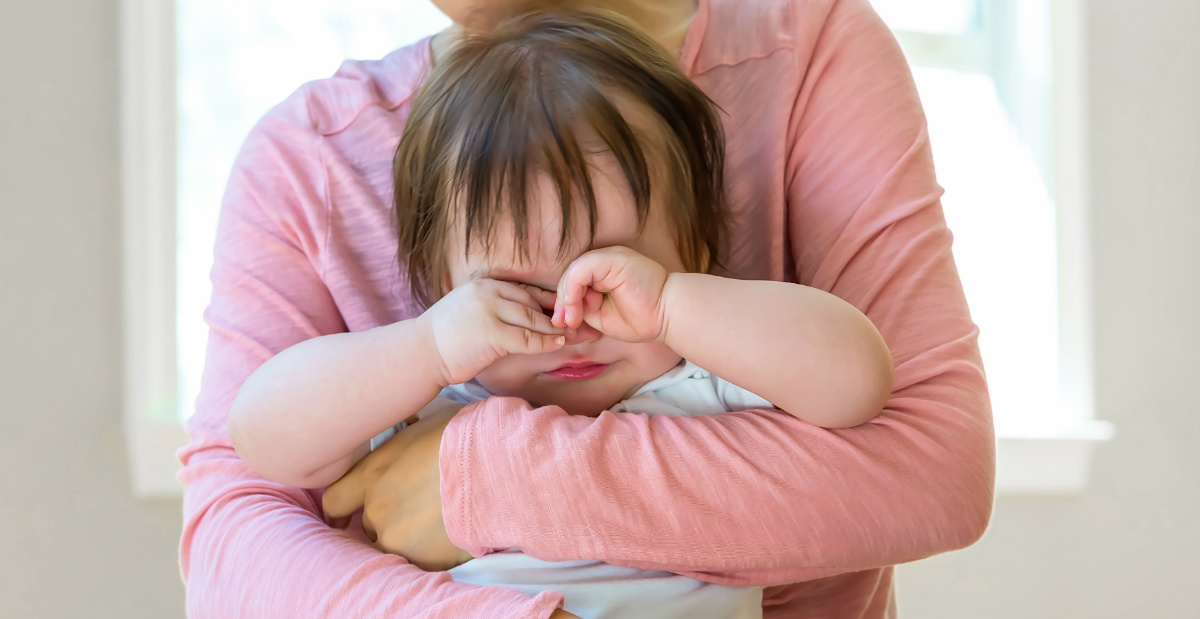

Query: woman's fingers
<box><xmin>322</xmin><ymin>468</ymin><xmax>366</xmax><ymax>519</ymax></box>
<box><xmin>323</xmin><ymin>429</ymin><xmax>409</xmax><ymax>519</ymax></box>
<box><xmin>361</xmin><ymin>510</ymin><xmax>378</xmax><ymax>543</ymax></box>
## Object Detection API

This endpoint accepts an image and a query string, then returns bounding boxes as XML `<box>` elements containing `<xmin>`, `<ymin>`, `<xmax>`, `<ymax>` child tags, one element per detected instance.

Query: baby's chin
<box><xmin>521</xmin><ymin>381</ymin><xmax>636</xmax><ymax>417</ymax></box>
<box><xmin>528</xmin><ymin>391</ymin><xmax>624</xmax><ymax>417</ymax></box>
<box><xmin>548</xmin><ymin>402</ymin><xmax>608</xmax><ymax>417</ymax></box>
<box><xmin>483</xmin><ymin>365</ymin><xmax>655</xmax><ymax>416</ymax></box>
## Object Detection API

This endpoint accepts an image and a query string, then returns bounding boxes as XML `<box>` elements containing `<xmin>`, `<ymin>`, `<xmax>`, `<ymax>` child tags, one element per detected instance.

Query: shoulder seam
<box><xmin>690</xmin><ymin>44</ymin><xmax>793</xmax><ymax>78</ymax></box>
<box><xmin>314</xmin><ymin>130</ymin><xmax>333</xmax><ymax>282</ymax></box>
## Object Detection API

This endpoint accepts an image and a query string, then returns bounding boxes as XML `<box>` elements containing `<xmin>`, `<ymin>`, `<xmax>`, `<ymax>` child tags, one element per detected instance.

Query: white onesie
<box><xmin>371</xmin><ymin>360</ymin><xmax>773</xmax><ymax>619</ymax></box>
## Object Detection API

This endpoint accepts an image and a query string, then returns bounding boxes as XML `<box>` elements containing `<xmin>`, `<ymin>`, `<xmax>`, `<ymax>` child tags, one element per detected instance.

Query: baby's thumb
<box><xmin>582</xmin><ymin>288</ymin><xmax>604</xmax><ymax>317</ymax></box>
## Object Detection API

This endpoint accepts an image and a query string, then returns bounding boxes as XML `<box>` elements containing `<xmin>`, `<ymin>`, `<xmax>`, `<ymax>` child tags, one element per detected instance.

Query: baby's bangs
<box><xmin>445</xmin><ymin>48</ymin><xmax>656</xmax><ymax>266</ymax></box>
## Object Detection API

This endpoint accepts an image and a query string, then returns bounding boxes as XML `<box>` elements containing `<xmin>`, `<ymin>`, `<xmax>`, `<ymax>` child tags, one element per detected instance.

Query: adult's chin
<box><xmin>431</xmin><ymin>0</ymin><xmax>580</xmax><ymax>31</ymax></box>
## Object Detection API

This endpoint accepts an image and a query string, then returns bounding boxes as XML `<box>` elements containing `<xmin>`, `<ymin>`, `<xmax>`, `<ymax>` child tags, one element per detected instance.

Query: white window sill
<box><xmin>126</xmin><ymin>418</ymin><xmax>1116</xmax><ymax>500</ymax></box>
<box><xmin>125</xmin><ymin>418</ymin><xmax>190</xmax><ymax>499</ymax></box>
<box><xmin>995</xmin><ymin>420</ymin><xmax>1115</xmax><ymax>495</ymax></box>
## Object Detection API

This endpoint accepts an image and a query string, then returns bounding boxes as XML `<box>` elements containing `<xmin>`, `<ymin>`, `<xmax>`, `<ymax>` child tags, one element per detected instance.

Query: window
<box><xmin>876</xmin><ymin>0</ymin><xmax>1061</xmax><ymax>437</ymax></box>
<box><xmin>120</xmin><ymin>0</ymin><xmax>1108</xmax><ymax>497</ymax></box>
<box><xmin>176</xmin><ymin>0</ymin><xmax>451</xmax><ymax>428</ymax></box>
<box><xmin>875</xmin><ymin>0</ymin><xmax>1113</xmax><ymax>490</ymax></box>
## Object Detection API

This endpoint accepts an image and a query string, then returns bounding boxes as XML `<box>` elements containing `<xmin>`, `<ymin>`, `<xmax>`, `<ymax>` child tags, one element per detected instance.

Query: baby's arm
<box><xmin>554</xmin><ymin>247</ymin><xmax>891</xmax><ymax>428</ymax></box>
<box><xmin>661</xmin><ymin>273</ymin><xmax>892</xmax><ymax>427</ymax></box>
<box><xmin>229</xmin><ymin>280</ymin><xmax>565</xmax><ymax>488</ymax></box>
<box><xmin>228</xmin><ymin>319</ymin><xmax>446</xmax><ymax>488</ymax></box>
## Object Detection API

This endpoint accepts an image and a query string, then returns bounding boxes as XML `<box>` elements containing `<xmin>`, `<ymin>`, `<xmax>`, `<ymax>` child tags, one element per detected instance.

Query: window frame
<box><xmin>120</xmin><ymin>0</ymin><xmax>189</xmax><ymax>498</ymax></box>
<box><xmin>119</xmin><ymin>0</ymin><xmax>1109</xmax><ymax>499</ymax></box>
<box><xmin>889</xmin><ymin>0</ymin><xmax>1114</xmax><ymax>492</ymax></box>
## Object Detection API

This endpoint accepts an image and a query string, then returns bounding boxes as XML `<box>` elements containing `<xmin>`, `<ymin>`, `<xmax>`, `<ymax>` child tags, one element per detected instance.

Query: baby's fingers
<box><xmin>494</xmin><ymin>281</ymin><xmax>559</xmax><ymax>322</ymax></box>
<box><xmin>554</xmin><ymin>251</ymin><xmax>627</xmax><ymax>329</ymax></box>
<box><xmin>502</xmin><ymin>325</ymin><xmax>566</xmax><ymax>355</ymax></box>
<box><xmin>553</xmin><ymin>273</ymin><xmax>591</xmax><ymax>330</ymax></box>
<box><xmin>514</xmin><ymin>283</ymin><xmax>557</xmax><ymax>313</ymax></box>
<box><xmin>494</xmin><ymin>297</ymin><xmax>563</xmax><ymax>336</ymax></box>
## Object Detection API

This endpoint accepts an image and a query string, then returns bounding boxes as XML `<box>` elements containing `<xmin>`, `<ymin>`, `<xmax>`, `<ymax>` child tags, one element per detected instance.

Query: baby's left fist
<box><xmin>552</xmin><ymin>246</ymin><xmax>670</xmax><ymax>343</ymax></box>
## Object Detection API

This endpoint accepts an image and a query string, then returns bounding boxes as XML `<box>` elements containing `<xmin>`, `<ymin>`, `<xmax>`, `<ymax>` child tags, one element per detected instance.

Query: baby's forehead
<box><xmin>451</xmin><ymin>176</ymin><xmax>646</xmax><ymax>278</ymax></box>
<box><xmin>460</xmin><ymin>229</ymin><xmax>589</xmax><ymax>288</ymax></box>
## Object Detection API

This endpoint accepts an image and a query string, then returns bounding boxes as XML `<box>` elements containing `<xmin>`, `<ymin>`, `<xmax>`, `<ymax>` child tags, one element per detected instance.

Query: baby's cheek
<box><xmin>472</xmin><ymin>355</ymin><xmax>539</xmax><ymax>397</ymax></box>
<box><xmin>631</xmin><ymin>342</ymin><xmax>684</xmax><ymax>379</ymax></box>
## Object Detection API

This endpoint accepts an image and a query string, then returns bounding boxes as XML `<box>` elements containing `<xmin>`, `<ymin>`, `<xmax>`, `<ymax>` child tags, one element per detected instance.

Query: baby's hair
<box><xmin>394</xmin><ymin>10</ymin><xmax>727</xmax><ymax>308</ymax></box>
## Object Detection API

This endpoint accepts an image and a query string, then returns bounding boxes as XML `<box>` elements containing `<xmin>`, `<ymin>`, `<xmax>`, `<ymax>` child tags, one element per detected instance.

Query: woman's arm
<box><xmin>661</xmin><ymin>273</ymin><xmax>892</xmax><ymax>427</ymax></box>
<box><xmin>431</xmin><ymin>0</ymin><xmax>993</xmax><ymax>585</ymax></box>
<box><xmin>180</xmin><ymin>89</ymin><xmax>564</xmax><ymax>618</ymax></box>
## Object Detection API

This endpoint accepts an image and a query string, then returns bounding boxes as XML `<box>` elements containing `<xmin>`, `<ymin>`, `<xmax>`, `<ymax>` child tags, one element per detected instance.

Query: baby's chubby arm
<box><xmin>229</xmin><ymin>280</ymin><xmax>566</xmax><ymax>489</ymax></box>
<box><xmin>660</xmin><ymin>272</ymin><xmax>893</xmax><ymax>427</ymax></box>
<box><xmin>555</xmin><ymin>247</ymin><xmax>892</xmax><ymax>427</ymax></box>
<box><xmin>228</xmin><ymin>318</ymin><xmax>444</xmax><ymax>489</ymax></box>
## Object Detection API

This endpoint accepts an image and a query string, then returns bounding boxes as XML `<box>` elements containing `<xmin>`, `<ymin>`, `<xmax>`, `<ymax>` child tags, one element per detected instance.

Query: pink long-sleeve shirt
<box><xmin>178</xmin><ymin>0</ymin><xmax>995</xmax><ymax>617</ymax></box>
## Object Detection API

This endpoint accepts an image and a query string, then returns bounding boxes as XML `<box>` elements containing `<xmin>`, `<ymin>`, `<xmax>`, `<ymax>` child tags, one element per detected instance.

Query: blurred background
<box><xmin>1</xmin><ymin>0</ymin><xmax>1197</xmax><ymax>617</ymax></box>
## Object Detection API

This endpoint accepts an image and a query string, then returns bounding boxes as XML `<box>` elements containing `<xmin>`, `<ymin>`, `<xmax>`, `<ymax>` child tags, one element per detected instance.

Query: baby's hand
<box><xmin>420</xmin><ymin>280</ymin><xmax>565</xmax><ymax>385</ymax></box>
<box><xmin>553</xmin><ymin>246</ymin><xmax>669</xmax><ymax>343</ymax></box>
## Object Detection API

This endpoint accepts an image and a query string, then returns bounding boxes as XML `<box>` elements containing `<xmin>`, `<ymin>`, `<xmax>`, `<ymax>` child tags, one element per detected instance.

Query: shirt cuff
<box><xmin>441</xmin><ymin>399</ymin><xmax>488</xmax><ymax>557</ymax></box>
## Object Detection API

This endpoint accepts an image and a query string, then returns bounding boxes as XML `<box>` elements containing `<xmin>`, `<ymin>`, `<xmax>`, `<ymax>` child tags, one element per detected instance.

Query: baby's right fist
<box><xmin>419</xmin><ymin>279</ymin><xmax>565</xmax><ymax>386</ymax></box>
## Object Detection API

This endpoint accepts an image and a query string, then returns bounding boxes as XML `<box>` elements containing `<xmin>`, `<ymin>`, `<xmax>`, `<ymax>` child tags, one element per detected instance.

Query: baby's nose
<box><xmin>563</xmin><ymin>322</ymin><xmax>602</xmax><ymax>346</ymax></box>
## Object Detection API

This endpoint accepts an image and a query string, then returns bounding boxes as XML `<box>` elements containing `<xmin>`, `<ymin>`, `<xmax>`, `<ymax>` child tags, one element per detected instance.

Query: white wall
<box><xmin>0</xmin><ymin>1</ymin><xmax>1195</xmax><ymax>618</ymax></box>
<box><xmin>0</xmin><ymin>1</ymin><xmax>185</xmax><ymax>617</ymax></box>
<box><xmin>898</xmin><ymin>1</ymin><xmax>1200</xmax><ymax>617</ymax></box>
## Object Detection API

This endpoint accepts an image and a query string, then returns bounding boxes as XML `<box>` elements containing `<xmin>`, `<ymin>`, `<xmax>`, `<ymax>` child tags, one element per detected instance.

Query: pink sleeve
<box><xmin>440</xmin><ymin>0</ymin><xmax>994</xmax><ymax>587</ymax></box>
<box><xmin>178</xmin><ymin>94</ymin><xmax>563</xmax><ymax>619</ymax></box>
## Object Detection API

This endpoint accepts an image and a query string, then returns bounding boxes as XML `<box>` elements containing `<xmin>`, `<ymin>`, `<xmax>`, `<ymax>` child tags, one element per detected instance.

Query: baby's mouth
<box><xmin>543</xmin><ymin>362</ymin><xmax>611</xmax><ymax>381</ymax></box>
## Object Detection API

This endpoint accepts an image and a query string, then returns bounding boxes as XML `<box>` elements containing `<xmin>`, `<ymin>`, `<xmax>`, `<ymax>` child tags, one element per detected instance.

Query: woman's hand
<box><xmin>421</xmin><ymin>279</ymin><xmax>566</xmax><ymax>386</ymax></box>
<box><xmin>322</xmin><ymin>401</ymin><xmax>472</xmax><ymax>572</ymax></box>
<box><xmin>552</xmin><ymin>246</ymin><xmax>670</xmax><ymax>343</ymax></box>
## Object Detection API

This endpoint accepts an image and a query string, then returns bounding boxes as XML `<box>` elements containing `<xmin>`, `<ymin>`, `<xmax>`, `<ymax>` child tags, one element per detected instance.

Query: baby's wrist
<box><xmin>400</xmin><ymin>314</ymin><xmax>454</xmax><ymax>389</ymax></box>
<box><xmin>658</xmin><ymin>272</ymin><xmax>688</xmax><ymax>345</ymax></box>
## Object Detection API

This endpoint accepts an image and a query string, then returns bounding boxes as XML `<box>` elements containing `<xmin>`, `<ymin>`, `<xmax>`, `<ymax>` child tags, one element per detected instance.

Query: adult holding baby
<box><xmin>178</xmin><ymin>0</ymin><xmax>995</xmax><ymax>618</ymax></box>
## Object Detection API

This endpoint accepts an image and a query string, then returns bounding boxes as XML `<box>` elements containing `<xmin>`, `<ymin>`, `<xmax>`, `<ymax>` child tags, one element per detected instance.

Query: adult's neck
<box><xmin>433</xmin><ymin>0</ymin><xmax>698</xmax><ymax>62</ymax></box>
<box><xmin>586</xmin><ymin>0</ymin><xmax>697</xmax><ymax>53</ymax></box>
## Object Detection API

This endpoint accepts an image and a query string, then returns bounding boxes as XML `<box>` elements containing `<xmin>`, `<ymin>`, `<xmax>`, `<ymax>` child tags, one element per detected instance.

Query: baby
<box><xmin>229</xmin><ymin>10</ymin><xmax>893</xmax><ymax>619</ymax></box>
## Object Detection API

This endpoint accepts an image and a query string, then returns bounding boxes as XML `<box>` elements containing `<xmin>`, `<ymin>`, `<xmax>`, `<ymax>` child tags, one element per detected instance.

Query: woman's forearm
<box><xmin>440</xmin><ymin>0</ymin><xmax>995</xmax><ymax>590</ymax></box>
<box><xmin>180</xmin><ymin>446</ymin><xmax>566</xmax><ymax>618</ymax></box>
<box><xmin>661</xmin><ymin>273</ymin><xmax>893</xmax><ymax>427</ymax></box>
<box><xmin>228</xmin><ymin>318</ymin><xmax>445</xmax><ymax>488</ymax></box>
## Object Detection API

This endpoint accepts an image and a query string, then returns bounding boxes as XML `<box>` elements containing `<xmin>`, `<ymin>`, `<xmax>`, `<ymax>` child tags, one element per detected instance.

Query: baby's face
<box><xmin>445</xmin><ymin>160</ymin><xmax>685</xmax><ymax>416</ymax></box>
